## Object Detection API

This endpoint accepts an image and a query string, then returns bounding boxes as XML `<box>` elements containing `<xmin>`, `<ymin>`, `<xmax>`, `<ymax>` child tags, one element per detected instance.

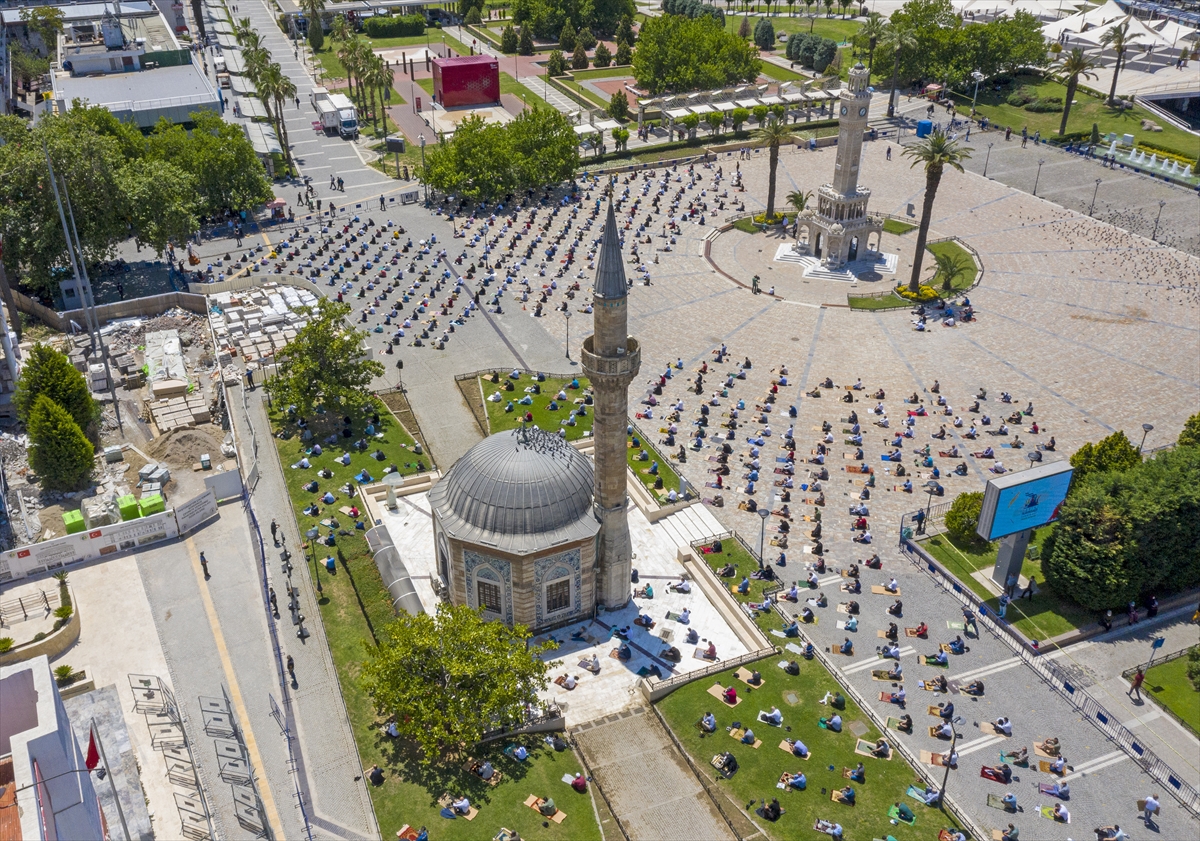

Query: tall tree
<box><xmin>258</xmin><ymin>63</ymin><xmax>296</xmax><ymax>168</ymax></box>
<box><xmin>1070</xmin><ymin>430</ymin><xmax>1142</xmax><ymax>484</ymax></box>
<box><xmin>329</xmin><ymin>13</ymin><xmax>350</xmax><ymax>45</ymax></box>
<box><xmin>266</xmin><ymin>298</ymin><xmax>385</xmax><ymax>417</ymax></box>
<box><xmin>1053</xmin><ymin>48</ymin><xmax>1098</xmax><ymax>136</ymax></box>
<box><xmin>931</xmin><ymin>248</ymin><xmax>968</xmax><ymax>292</ymax></box>
<box><xmin>902</xmin><ymin>131</ymin><xmax>970</xmax><ymax>293</ymax></box>
<box><xmin>14</xmin><ymin>343</ymin><xmax>97</xmax><ymax>431</ymax></box>
<box><xmin>858</xmin><ymin>12</ymin><xmax>886</xmax><ymax>77</ymax></box>
<box><xmin>881</xmin><ymin>22</ymin><xmax>916</xmax><ymax>118</ymax></box>
<box><xmin>785</xmin><ymin>188</ymin><xmax>812</xmax><ymax>214</ymax></box>
<box><xmin>121</xmin><ymin>160</ymin><xmax>200</xmax><ymax>256</ymax></box>
<box><xmin>360</xmin><ymin>603</ymin><xmax>555</xmax><ymax>762</ymax></box>
<box><xmin>299</xmin><ymin>0</ymin><xmax>327</xmax><ymax>51</ymax></box>
<box><xmin>28</xmin><ymin>395</ymin><xmax>95</xmax><ymax>491</ymax></box>
<box><xmin>756</xmin><ymin>117</ymin><xmax>794</xmax><ymax>220</ymax></box>
<box><xmin>1099</xmin><ymin>20</ymin><xmax>1140</xmax><ymax>106</ymax></box>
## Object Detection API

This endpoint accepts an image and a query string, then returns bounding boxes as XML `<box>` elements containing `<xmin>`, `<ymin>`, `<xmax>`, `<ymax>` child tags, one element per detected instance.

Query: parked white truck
<box><xmin>310</xmin><ymin>87</ymin><xmax>359</xmax><ymax>139</ymax></box>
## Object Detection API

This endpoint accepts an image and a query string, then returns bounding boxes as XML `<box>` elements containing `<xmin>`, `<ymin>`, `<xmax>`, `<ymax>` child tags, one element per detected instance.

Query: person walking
<box><xmin>1128</xmin><ymin>667</ymin><xmax>1145</xmax><ymax>701</ymax></box>
<box><xmin>1142</xmin><ymin>793</ymin><xmax>1159</xmax><ymax>824</ymax></box>
<box><xmin>1020</xmin><ymin>576</ymin><xmax>1036</xmax><ymax>600</ymax></box>
<box><xmin>200</xmin><ymin>551</ymin><xmax>210</xmax><ymax>579</ymax></box>
<box><xmin>886</xmin><ymin>145</ymin><xmax>892</xmax><ymax>161</ymax></box>
<box><xmin>269</xmin><ymin>587</ymin><xmax>279</xmax><ymax>617</ymax></box>
<box><xmin>286</xmin><ymin>654</ymin><xmax>296</xmax><ymax>684</ymax></box>
<box><xmin>270</xmin><ymin>518</ymin><xmax>278</xmax><ymax>545</ymax></box>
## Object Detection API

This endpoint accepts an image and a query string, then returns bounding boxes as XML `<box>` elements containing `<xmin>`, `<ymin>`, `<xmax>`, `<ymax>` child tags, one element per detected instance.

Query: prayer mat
<box><xmin>523</xmin><ymin>796</ymin><xmax>566</xmax><ymax>823</ymax></box>
<box><xmin>757</xmin><ymin>711</ymin><xmax>782</xmax><ymax>727</ymax></box>
<box><xmin>437</xmin><ymin>795</ymin><xmax>478</xmax><ymax>821</ymax></box>
<box><xmin>837</xmin><ymin>620</ymin><xmax>856</xmax><ymax>631</ymax></box>
<box><xmin>923</xmin><ymin>656</ymin><xmax>950</xmax><ymax>668</ymax></box>
<box><xmin>1033</xmin><ymin>742</ymin><xmax>1060</xmax><ymax>759</ymax></box>
<box><xmin>729</xmin><ymin>729</ymin><xmax>762</xmax><ymax>748</ymax></box>
<box><xmin>940</xmin><ymin>643</ymin><xmax>955</xmax><ymax>653</ymax></box>
<box><xmin>870</xmin><ymin>670</ymin><xmax>896</xmax><ymax>681</ymax></box>
<box><xmin>784</xmin><ymin>642</ymin><xmax>807</xmax><ymax>656</ymax></box>
<box><xmin>1038</xmin><ymin>760</ymin><xmax>1067</xmax><ymax>774</ymax></box>
<box><xmin>877</xmin><ymin>630</ymin><xmax>893</xmax><ymax>638</ymax></box>
<box><xmin>888</xmin><ymin>805</ymin><xmax>916</xmax><ymax>825</ymax></box>
<box><xmin>855</xmin><ymin>739</ymin><xmax>891</xmax><ymax>759</ymax></box>
<box><xmin>1038</xmin><ymin>806</ymin><xmax>1068</xmax><ymax>823</ymax></box>
<box><xmin>946</xmin><ymin>621</ymin><xmax>965</xmax><ymax>630</ymax></box>
<box><xmin>906</xmin><ymin>785</ymin><xmax>927</xmax><ymax>803</ymax></box>
<box><xmin>829</xmin><ymin>645</ymin><xmax>852</xmax><ymax>656</ymax></box>
<box><xmin>905</xmin><ymin>627</ymin><xmax>925</xmax><ymax>637</ymax></box>
<box><xmin>814</xmin><ymin>818</ymin><xmax>840</xmax><ymax>835</ymax></box>
<box><xmin>830</xmin><ymin>790</ymin><xmax>853</xmax><ymax>805</ymax></box>
<box><xmin>999</xmin><ymin>751</ymin><xmax>1027</xmax><ymax>766</ymax></box>
<box><xmin>980</xmin><ymin>766</ymin><xmax>1009</xmax><ymax>784</ymax></box>
<box><xmin>734</xmin><ymin>667</ymin><xmax>761</xmax><ymax>687</ymax></box>
<box><xmin>985</xmin><ymin>794</ymin><xmax>1012</xmax><ymax>811</ymax></box>
<box><xmin>1038</xmin><ymin>783</ymin><xmax>1065</xmax><ymax>797</ymax></box>
<box><xmin>706</xmin><ymin>683</ymin><xmax>740</xmax><ymax>706</ymax></box>
<box><xmin>871</xmin><ymin>585</ymin><xmax>900</xmax><ymax>595</ymax></box>
<box><xmin>979</xmin><ymin>722</ymin><xmax>1009</xmax><ymax>737</ymax></box>
<box><xmin>578</xmin><ymin>659</ymin><xmax>600</xmax><ymax>673</ymax></box>
<box><xmin>886</xmin><ymin>716</ymin><xmax>906</xmax><ymax>730</ymax></box>
<box><xmin>929</xmin><ymin>726</ymin><xmax>952</xmax><ymax>739</ymax></box>
<box><xmin>553</xmin><ymin>676</ymin><xmax>576</xmax><ymax>690</ymax></box>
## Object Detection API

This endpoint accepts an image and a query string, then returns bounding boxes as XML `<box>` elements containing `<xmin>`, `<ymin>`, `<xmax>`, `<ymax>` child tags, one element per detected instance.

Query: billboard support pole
<box><xmin>991</xmin><ymin>528</ymin><xmax>1032</xmax><ymax>591</ymax></box>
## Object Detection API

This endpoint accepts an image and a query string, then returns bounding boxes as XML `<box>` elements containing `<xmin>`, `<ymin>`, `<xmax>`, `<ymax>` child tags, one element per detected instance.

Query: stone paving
<box><xmin>572</xmin><ymin>707</ymin><xmax>734</xmax><ymax>841</ymax></box>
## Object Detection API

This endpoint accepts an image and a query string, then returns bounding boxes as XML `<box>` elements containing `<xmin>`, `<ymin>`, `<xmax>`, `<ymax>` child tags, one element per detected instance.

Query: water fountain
<box><xmin>1108</xmin><ymin>140</ymin><xmax>1118</xmax><ymax>157</ymax></box>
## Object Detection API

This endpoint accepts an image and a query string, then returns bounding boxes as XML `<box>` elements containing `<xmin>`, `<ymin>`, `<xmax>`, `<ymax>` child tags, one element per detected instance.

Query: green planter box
<box><xmin>117</xmin><ymin>495</ymin><xmax>141</xmax><ymax>522</ymax></box>
<box><xmin>62</xmin><ymin>510</ymin><xmax>85</xmax><ymax>534</ymax></box>
<box><xmin>138</xmin><ymin>494</ymin><xmax>166</xmax><ymax>517</ymax></box>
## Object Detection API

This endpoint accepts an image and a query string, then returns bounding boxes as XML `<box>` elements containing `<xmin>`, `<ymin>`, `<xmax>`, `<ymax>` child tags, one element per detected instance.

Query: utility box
<box><xmin>432</xmin><ymin>55</ymin><xmax>499</xmax><ymax>108</ymax></box>
<box><xmin>63</xmin><ymin>510</ymin><xmax>85</xmax><ymax>534</ymax></box>
<box><xmin>916</xmin><ymin>120</ymin><xmax>933</xmax><ymax>138</ymax></box>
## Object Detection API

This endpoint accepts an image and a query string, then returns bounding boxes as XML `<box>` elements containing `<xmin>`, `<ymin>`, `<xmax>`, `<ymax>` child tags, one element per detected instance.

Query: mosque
<box><xmin>427</xmin><ymin>201</ymin><xmax>641</xmax><ymax>633</ymax></box>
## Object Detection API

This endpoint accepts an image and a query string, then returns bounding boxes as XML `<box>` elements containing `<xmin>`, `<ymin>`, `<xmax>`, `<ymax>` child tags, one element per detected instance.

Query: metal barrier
<box><xmin>901</xmin><ymin>534</ymin><xmax>1200</xmax><ymax>816</ymax></box>
<box><xmin>644</xmin><ymin>648</ymin><xmax>777</xmax><ymax>697</ymax></box>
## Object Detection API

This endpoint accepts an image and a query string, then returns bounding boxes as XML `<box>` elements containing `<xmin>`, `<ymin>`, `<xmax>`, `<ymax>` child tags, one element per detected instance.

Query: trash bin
<box><xmin>916</xmin><ymin>120</ymin><xmax>933</xmax><ymax>138</ymax></box>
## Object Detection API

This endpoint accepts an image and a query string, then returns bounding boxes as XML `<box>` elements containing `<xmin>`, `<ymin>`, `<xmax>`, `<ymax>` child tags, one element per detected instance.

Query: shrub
<box><xmin>752</xmin><ymin>212</ymin><xmax>784</xmax><ymax>224</ymax></box>
<box><xmin>593</xmin><ymin>42</ymin><xmax>612</xmax><ymax>67</ymax></box>
<box><xmin>895</xmin><ymin>284</ymin><xmax>939</xmax><ymax>302</ymax></box>
<box><xmin>362</xmin><ymin>14</ymin><xmax>426</xmax><ymax>38</ymax></box>
<box><xmin>546</xmin><ymin>49</ymin><xmax>567</xmax><ymax>76</ymax></box>
<box><xmin>28</xmin><ymin>395</ymin><xmax>95</xmax><ymax>491</ymax></box>
<box><xmin>615</xmin><ymin>42</ymin><xmax>632</xmax><ymax>65</ymax></box>
<box><xmin>738</xmin><ymin>16</ymin><xmax>751</xmax><ymax>39</ymax></box>
<box><xmin>1070</xmin><ymin>430</ymin><xmax>1141</xmax><ymax>484</ymax></box>
<box><xmin>1006</xmin><ymin>86</ymin><xmax>1037</xmax><ymax>106</ymax></box>
<box><xmin>14</xmin><ymin>343</ymin><xmax>98</xmax><ymax>432</ymax></box>
<box><xmin>54</xmin><ymin>664</ymin><xmax>80</xmax><ymax>686</ymax></box>
<box><xmin>572</xmin><ymin>41</ymin><xmax>589</xmax><ymax>69</ymax></box>
<box><xmin>517</xmin><ymin>25</ymin><xmax>534</xmax><ymax>55</ymax></box>
<box><xmin>945</xmin><ymin>491</ymin><xmax>984</xmax><ymax>544</ymax></box>
<box><xmin>1187</xmin><ymin>646</ymin><xmax>1200</xmax><ymax>692</ymax></box>
<box><xmin>731</xmin><ymin>107</ymin><xmax>750</xmax><ymax>131</ymax></box>
<box><xmin>559</xmin><ymin>20</ymin><xmax>576</xmax><ymax>52</ymax></box>
<box><xmin>500</xmin><ymin>23</ymin><xmax>518</xmax><ymax>53</ymax></box>
<box><xmin>33</xmin><ymin>632</ymin><xmax>47</xmax><ymax>642</ymax></box>
<box><xmin>577</xmin><ymin>27</ymin><xmax>597</xmax><ymax>50</ymax></box>
<box><xmin>54</xmin><ymin>605</ymin><xmax>74</xmax><ymax>621</ymax></box>
<box><xmin>609</xmin><ymin>89</ymin><xmax>629</xmax><ymax>120</ymax></box>
<box><xmin>753</xmin><ymin>17</ymin><xmax>775</xmax><ymax>50</ymax></box>
<box><xmin>0</xmin><ymin>637</ymin><xmax>13</xmax><ymax>653</ymax></box>
<box><xmin>812</xmin><ymin>38</ymin><xmax>837</xmax><ymax>73</ymax></box>
<box><xmin>465</xmin><ymin>7</ymin><xmax>482</xmax><ymax>25</ymax></box>
<box><xmin>616</xmin><ymin>16</ymin><xmax>635</xmax><ymax>46</ymax></box>
<box><xmin>1179</xmin><ymin>412</ymin><xmax>1200</xmax><ymax>448</ymax></box>
<box><xmin>1025</xmin><ymin>97</ymin><xmax>1063</xmax><ymax>113</ymax></box>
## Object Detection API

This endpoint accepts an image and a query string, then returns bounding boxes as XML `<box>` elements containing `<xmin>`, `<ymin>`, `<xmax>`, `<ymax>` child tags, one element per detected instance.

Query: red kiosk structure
<box><xmin>431</xmin><ymin>55</ymin><xmax>500</xmax><ymax>108</ymax></box>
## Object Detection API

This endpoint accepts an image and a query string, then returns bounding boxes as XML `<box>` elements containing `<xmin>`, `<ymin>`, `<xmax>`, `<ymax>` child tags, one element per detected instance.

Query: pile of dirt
<box><xmin>145</xmin><ymin>427</ymin><xmax>223</xmax><ymax>467</ymax></box>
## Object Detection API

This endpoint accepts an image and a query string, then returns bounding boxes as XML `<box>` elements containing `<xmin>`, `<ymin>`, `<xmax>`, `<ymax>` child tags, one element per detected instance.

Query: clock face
<box><xmin>859</xmin><ymin>107</ymin><xmax>868</xmax><ymax>117</ymax></box>
<box><xmin>840</xmin><ymin>105</ymin><xmax>848</xmax><ymax>116</ymax></box>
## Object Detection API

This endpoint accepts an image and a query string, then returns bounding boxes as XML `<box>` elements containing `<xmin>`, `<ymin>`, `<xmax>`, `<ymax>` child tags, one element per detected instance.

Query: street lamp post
<box><xmin>983</xmin><ymin>142</ymin><xmax>993</xmax><ymax>177</ymax></box>
<box><xmin>939</xmin><ymin>727</ymin><xmax>958</xmax><ymax>802</ymax></box>
<box><xmin>564</xmin><ymin>310</ymin><xmax>572</xmax><ymax>360</ymax></box>
<box><xmin>1033</xmin><ymin>158</ymin><xmax>1045</xmax><ymax>196</ymax></box>
<box><xmin>418</xmin><ymin>134</ymin><xmax>427</xmax><ymax>201</ymax></box>
<box><xmin>758</xmin><ymin>508</ymin><xmax>771</xmax><ymax>569</ymax></box>
<box><xmin>1089</xmin><ymin>178</ymin><xmax>1101</xmax><ymax>216</ymax></box>
<box><xmin>1138</xmin><ymin>422</ymin><xmax>1154</xmax><ymax>452</ymax></box>
<box><xmin>1152</xmin><ymin>199</ymin><xmax>1166</xmax><ymax>241</ymax></box>
<box><xmin>306</xmin><ymin>527</ymin><xmax>323</xmax><ymax>595</ymax></box>
<box><xmin>970</xmin><ymin>69</ymin><xmax>984</xmax><ymax>112</ymax></box>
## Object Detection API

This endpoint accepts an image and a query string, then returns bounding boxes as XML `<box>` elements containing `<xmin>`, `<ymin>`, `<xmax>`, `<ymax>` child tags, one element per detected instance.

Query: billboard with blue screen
<box><xmin>976</xmin><ymin>462</ymin><xmax>1074</xmax><ymax>542</ymax></box>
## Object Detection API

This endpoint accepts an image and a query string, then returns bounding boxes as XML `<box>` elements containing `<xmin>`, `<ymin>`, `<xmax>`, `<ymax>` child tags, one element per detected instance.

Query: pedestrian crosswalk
<box><xmin>843</xmin><ymin>645</ymin><xmax>915</xmax><ymax>675</ymax></box>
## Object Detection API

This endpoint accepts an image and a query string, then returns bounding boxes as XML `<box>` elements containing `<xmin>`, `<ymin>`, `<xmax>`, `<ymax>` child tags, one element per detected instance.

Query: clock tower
<box><xmin>797</xmin><ymin>62</ymin><xmax>883</xmax><ymax>270</ymax></box>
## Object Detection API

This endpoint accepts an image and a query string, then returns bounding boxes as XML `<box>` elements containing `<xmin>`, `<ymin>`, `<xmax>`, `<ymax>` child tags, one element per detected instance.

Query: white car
<box><xmin>778</xmin><ymin>32</ymin><xmax>788</xmax><ymax>42</ymax></box>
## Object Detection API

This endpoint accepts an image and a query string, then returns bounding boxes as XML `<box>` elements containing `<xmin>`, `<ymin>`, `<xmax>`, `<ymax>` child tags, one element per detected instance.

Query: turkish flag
<box><xmin>85</xmin><ymin>729</ymin><xmax>100</xmax><ymax>771</ymax></box>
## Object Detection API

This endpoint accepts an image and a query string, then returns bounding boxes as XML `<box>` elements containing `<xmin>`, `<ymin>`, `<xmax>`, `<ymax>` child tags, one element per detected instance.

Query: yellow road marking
<box><xmin>186</xmin><ymin>539</ymin><xmax>286</xmax><ymax>837</ymax></box>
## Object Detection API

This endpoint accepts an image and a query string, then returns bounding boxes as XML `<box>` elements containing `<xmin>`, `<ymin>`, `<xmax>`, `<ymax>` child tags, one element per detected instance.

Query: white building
<box><xmin>0</xmin><ymin>655</ymin><xmax>105</xmax><ymax>841</ymax></box>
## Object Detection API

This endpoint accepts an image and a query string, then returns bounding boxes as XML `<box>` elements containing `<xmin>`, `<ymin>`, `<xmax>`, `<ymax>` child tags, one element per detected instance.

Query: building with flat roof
<box><xmin>47</xmin><ymin>3</ymin><xmax>218</xmax><ymax>128</ymax></box>
<box><xmin>0</xmin><ymin>655</ymin><xmax>106</xmax><ymax>841</ymax></box>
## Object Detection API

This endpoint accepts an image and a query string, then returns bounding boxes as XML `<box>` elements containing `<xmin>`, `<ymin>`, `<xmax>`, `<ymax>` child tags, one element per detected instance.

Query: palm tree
<box><xmin>1099</xmin><ymin>20</ymin><xmax>1141</xmax><ymax>106</ymax></box>
<box><xmin>329</xmin><ymin>13</ymin><xmax>349</xmax><ymax>45</ymax></box>
<box><xmin>338</xmin><ymin>35</ymin><xmax>364</xmax><ymax>101</ymax></box>
<box><xmin>259</xmin><ymin>63</ymin><xmax>296</xmax><ymax>168</ymax></box>
<box><xmin>859</xmin><ymin>12</ymin><xmax>886</xmax><ymax>78</ymax></box>
<box><xmin>1052</xmin><ymin>48</ymin><xmax>1098</xmax><ymax>136</ymax></box>
<box><xmin>755</xmin><ymin>116</ymin><xmax>794</xmax><ymax>220</ymax></box>
<box><xmin>932</xmin><ymin>250</ymin><xmax>968</xmax><ymax>292</ymax></box>
<box><xmin>363</xmin><ymin>54</ymin><xmax>391</xmax><ymax>136</ymax></box>
<box><xmin>243</xmin><ymin>44</ymin><xmax>271</xmax><ymax>84</ymax></box>
<box><xmin>881</xmin><ymin>22</ymin><xmax>916</xmax><ymax>118</ymax></box>
<box><xmin>233</xmin><ymin>17</ymin><xmax>257</xmax><ymax>47</ymax></box>
<box><xmin>902</xmin><ymin>131</ymin><xmax>970</xmax><ymax>293</ymax></box>
<box><xmin>785</xmin><ymin>189</ymin><xmax>812</xmax><ymax>214</ymax></box>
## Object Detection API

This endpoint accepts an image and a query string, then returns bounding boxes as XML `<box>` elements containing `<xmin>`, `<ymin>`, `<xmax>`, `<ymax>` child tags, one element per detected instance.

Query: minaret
<box><xmin>581</xmin><ymin>201</ymin><xmax>641</xmax><ymax>610</ymax></box>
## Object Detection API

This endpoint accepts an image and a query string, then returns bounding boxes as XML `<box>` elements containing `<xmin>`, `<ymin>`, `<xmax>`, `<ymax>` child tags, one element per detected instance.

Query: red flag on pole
<box><xmin>85</xmin><ymin>729</ymin><xmax>100</xmax><ymax>771</ymax></box>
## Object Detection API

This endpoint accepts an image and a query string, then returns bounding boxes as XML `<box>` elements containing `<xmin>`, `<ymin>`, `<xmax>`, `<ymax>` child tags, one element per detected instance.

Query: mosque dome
<box><xmin>429</xmin><ymin>427</ymin><xmax>599</xmax><ymax>554</ymax></box>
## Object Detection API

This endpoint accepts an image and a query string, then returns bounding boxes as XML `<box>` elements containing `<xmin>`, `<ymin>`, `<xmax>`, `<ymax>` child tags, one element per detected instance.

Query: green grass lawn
<box><xmin>883</xmin><ymin>219</ymin><xmax>916</xmax><ymax>235</ymax></box>
<box><xmin>657</xmin><ymin>661</ymin><xmax>965</xmax><ymax>841</ymax></box>
<box><xmin>571</xmin><ymin>67</ymin><xmax>635</xmax><ymax>81</ymax></box>
<box><xmin>626</xmin><ymin>426</ymin><xmax>683</xmax><ymax>501</ymax></box>
<box><xmin>270</xmin><ymin>403</ymin><xmax>602</xmax><ymax>841</ymax></box>
<box><xmin>479</xmin><ymin>374</ymin><xmax>595</xmax><ymax>442</ymax></box>
<box><xmin>726</xmin><ymin>13</ymin><xmax>862</xmax><ymax>44</ymax></box>
<box><xmin>553</xmin><ymin>76</ymin><xmax>611</xmax><ymax>110</ymax></box>
<box><xmin>952</xmin><ymin>74</ymin><xmax>1200</xmax><ymax>164</ymax></box>
<box><xmin>925</xmin><ymin>240</ymin><xmax>978</xmax><ymax>294</ymax></box>
<box><xmin>695</xmin><ymin>537</ymin><xmax>800</xmax><ymax>636</ymax></box>
<box><xmin>1143</xmin><ymin>650</ymin><xmax>1200</xmax><ymax>736</ymax></box>
<box><xmin>758</xmin><ymin>62</ymin><xmax>810</xmax><ymax>83</ymax></box>
<box><xmin>921</xmin><ymin>528</ymin><xmax>1095</xmax><ymax>642</ymax></box>
<box><xmin>847</xmin><ymin>293</ymin><xmax>908</xmax><ymax>311</ymax></box>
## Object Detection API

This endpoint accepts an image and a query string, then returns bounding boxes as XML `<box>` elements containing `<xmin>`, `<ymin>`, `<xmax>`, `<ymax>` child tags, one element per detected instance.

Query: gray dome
<box><xmin>430</xmin><ymin>428</ymin><xmax>599</xmax><ymax>553</ymax></box>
